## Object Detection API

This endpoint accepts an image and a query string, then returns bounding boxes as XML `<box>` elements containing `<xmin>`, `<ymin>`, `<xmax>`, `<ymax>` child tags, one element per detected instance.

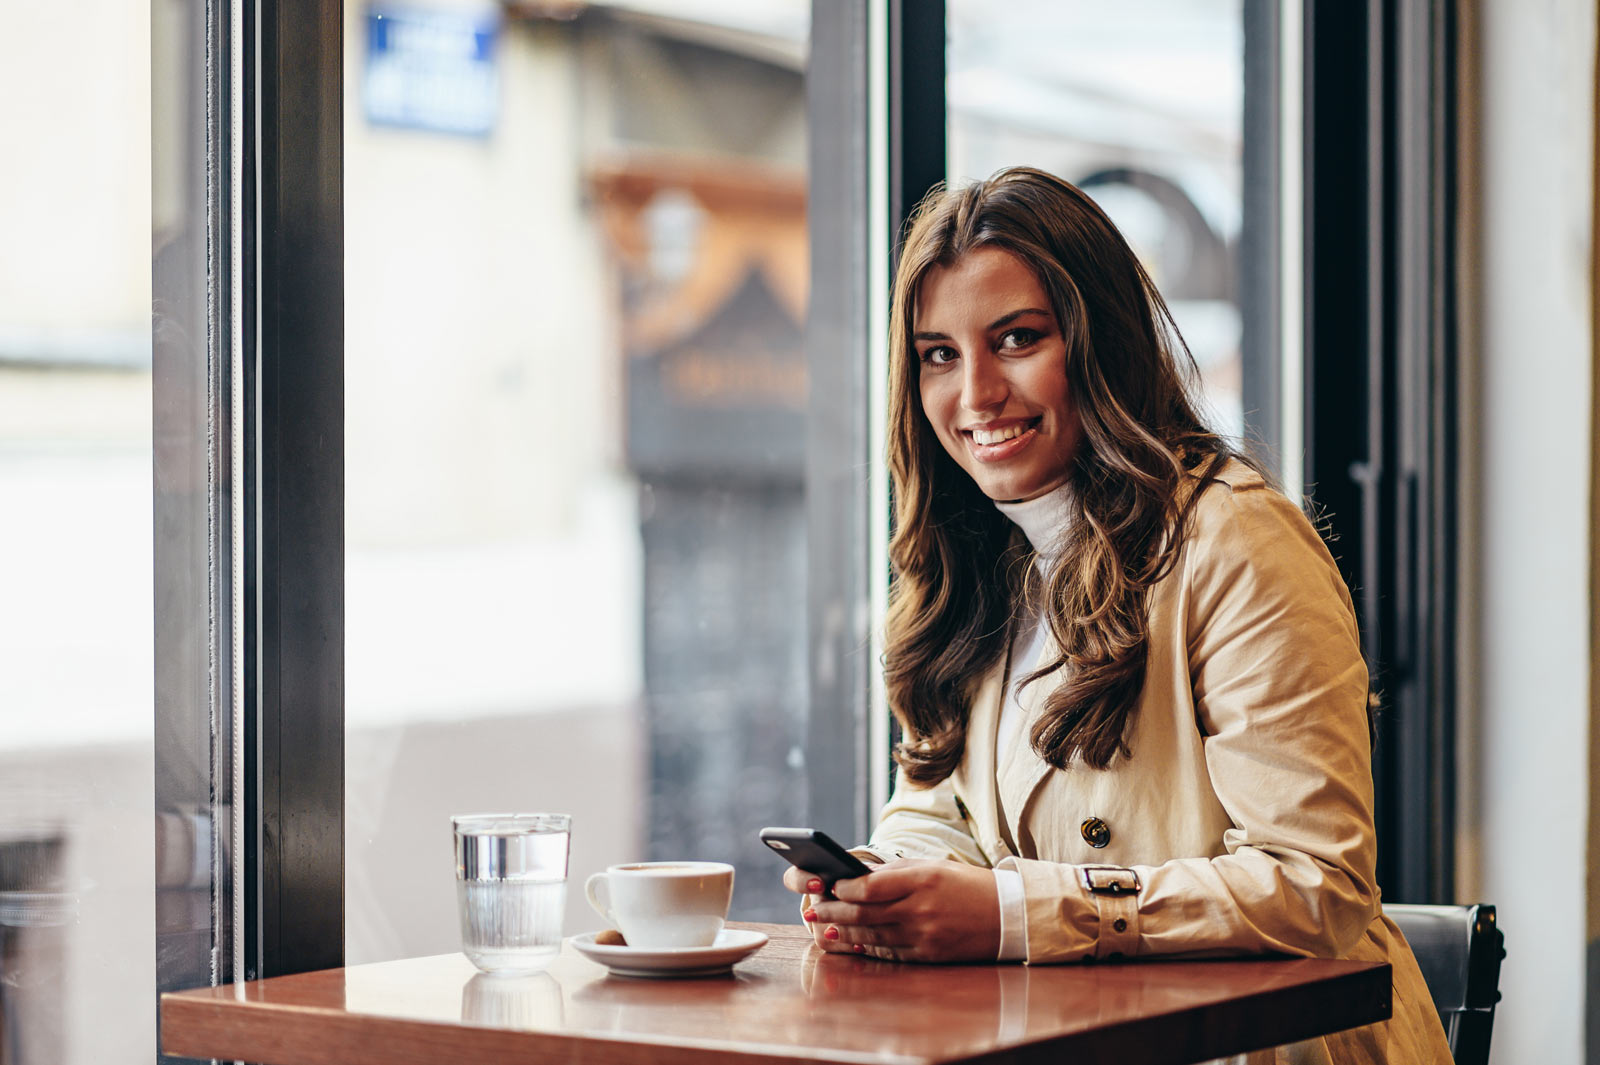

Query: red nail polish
<box><xmin>852</xmin><ymin>943</ymin><xmax>865</xmax><ymax>954</ymax></box>
<box><xmin>802</xmin><ymin>909</ymin><xmax>817</xmax><ymax>922</ymax></box>
<box><xmin>807</xmin><ymin>879</ymin><xmax>824</xmax><ymax>894</ymax></box>
<box><xmin>823</xmin><ymin>925</ymin><xmax>839</xmax><ymax>940</ymax></box>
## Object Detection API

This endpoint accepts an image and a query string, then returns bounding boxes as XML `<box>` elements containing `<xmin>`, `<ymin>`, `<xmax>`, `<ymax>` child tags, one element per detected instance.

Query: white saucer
<box><xmin>570</xmin><ymin>928</ymin><xmax>768</xmax><ymax>978</ymax></box>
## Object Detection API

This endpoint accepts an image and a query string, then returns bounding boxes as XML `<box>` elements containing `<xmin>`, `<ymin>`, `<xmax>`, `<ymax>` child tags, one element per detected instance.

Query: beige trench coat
<box><xmin>864</xmin><ymin>464</ymin><xmax>1451</xmax><ymax>1065</ymax></box>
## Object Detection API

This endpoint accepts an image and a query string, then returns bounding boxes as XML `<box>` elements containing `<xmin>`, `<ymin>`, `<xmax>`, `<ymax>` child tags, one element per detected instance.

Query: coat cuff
<box><xmin>1004</xmin><ymin>857</ymin><xmax>1142</xmax><ymax>963</ymax></box>
<box><xmin>1083</xmin><ymin>866</ymin><xmax>1141</xmax><ymax>960</ymax></box>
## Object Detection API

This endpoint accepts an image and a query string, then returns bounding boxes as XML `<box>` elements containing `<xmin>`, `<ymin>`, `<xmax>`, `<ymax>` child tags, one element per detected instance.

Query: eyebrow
<box><xmin>912</xmin><ymin>307</ymin><xmax>1053</xmax><ymax>341</ymax></box>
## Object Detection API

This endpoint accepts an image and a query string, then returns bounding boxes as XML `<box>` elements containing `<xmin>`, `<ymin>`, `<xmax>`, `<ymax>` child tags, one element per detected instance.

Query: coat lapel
<box><xmin>951</xmin><ymin>647</ymin><xmax>1009</xmax><ymax>857</ymax></box>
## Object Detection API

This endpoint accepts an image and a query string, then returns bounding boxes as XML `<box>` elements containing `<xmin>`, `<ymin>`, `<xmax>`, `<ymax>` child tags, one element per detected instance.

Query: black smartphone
<box><xmin>759</xmin><ymin>826</ymin><xmax>873</xmax><ymax>885</ymax></box>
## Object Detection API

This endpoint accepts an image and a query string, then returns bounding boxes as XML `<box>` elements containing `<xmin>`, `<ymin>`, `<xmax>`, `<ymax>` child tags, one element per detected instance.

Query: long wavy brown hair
<box><xmin>887</xmin><ymin>166</ymin><xmax>1250</xmax><ymax>785</ymax></box>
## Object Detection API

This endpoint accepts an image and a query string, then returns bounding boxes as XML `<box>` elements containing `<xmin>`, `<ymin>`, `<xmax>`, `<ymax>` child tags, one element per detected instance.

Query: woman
<box><xmin>782</xmin><ymin>168</ymin><xmax>1449</xmax><ymax>1063</ymax></box>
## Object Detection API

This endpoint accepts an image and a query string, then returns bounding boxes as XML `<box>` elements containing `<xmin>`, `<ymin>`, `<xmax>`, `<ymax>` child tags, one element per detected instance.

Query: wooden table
<box><xmin>160</xmin><ymin>923</ymin><xmax>1391</xmax><ymax>1065</ymax></box>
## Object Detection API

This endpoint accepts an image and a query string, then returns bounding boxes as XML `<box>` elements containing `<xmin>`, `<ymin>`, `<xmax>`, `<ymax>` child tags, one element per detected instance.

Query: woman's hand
<box><xmin>784</xmin><ymin>859</ymin><xmax>1001</xmax><ymax>963</ymax></box>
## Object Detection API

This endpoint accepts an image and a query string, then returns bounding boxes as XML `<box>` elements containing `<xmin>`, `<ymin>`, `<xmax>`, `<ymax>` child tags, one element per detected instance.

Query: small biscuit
<box><xmin>593</xmin><ymin>929</ymin><xmax>627</xmax><ymax>946</ymax></box>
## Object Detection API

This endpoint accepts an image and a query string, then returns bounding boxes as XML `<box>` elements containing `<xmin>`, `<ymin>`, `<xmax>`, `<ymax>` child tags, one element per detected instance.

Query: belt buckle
<box><xmin>1081</xmin><ymin>865</ymin><xmax>1140</xmax><ymax>896</ymax></box>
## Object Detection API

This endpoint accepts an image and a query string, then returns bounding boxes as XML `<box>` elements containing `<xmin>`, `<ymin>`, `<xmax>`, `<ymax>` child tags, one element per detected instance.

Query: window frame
<box><xmin>242</xmin><ymin>0</ymin><xmax>347</xmax><ymax>980</ymax></box>
<box><xmin>805</xmin><ymin>0</ymin><xmax>945</xmax><ymax>842</ymax></box>
<box><xmin>1302</xmin><ymin>0</ymin><xmax>1458</xmax><ymax>903</ymax></box>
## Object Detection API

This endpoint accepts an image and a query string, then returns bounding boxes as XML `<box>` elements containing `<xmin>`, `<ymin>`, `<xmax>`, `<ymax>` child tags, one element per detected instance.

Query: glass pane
<box><xmin>947</xmin><ymin>0</ymin><xmax>1247</xmax><ymax>441</ymax></box>
<box><xmin>0</xmin><ymin>3</ymin><xmax>155</xmax><ymax>1062</ymax></box>
<box><xmin>344</xmin><ymin>1</ymin><xmax>814</xmax><ymax>964</ymax></box>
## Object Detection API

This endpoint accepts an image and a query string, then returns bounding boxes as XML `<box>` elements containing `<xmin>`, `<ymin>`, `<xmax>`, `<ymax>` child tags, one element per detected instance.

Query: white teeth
<box><xmin>971</xmin><ymin>423</ymin><xmax>1029</xmax><ymax>446</ymax></box>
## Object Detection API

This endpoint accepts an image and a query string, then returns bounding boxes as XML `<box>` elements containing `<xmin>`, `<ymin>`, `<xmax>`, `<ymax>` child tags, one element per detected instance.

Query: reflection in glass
<box><xmin>0</xmin><ymin>2</ymin><xmax>156</xmax><ymax>1062</ymax></box>
<box><xmin>948</xmin><ymin>0</ymin><xmax>1246</xmax><ymax>439</ymax></box>
<box><xmin>344</xmin><ymin>2</ymin><xmax>814</xmax><ymax>968</ymax></box>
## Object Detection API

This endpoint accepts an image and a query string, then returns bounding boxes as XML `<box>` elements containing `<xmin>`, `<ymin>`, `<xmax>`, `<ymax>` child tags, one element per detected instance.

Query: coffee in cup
<box><xmin>584</xmin><ymin>861</ymin><xmax>734</xmax><ymax>949</ymax></box>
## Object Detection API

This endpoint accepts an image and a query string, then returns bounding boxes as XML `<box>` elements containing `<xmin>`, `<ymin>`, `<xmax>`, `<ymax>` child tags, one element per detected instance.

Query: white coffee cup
<box><xmin>584</xmin><ymin>861</ymin><xmax>734</xmax><ymax>949</ymax></box>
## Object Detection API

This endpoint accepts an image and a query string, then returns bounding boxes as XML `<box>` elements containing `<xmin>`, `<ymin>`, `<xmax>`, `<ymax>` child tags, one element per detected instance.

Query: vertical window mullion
<box><xmin>1241</xmin><ymin>0</ymin><xmax>1284</xmax><ymax>474</ymax></box>
<box><xmin>805</xmin><ymin>0</ymin><xmax>874</xmax><ymax>840</ymax></box>
<box><xmin>806</xmin><ymin>0</ymin><xmax>944</xmax><ymax>841</ymax></box>
<box><xmin>247</xmin><ymin>0</ymin><xmax>345</xmax><ymax>979</ymax></box>
<box><xmin>152</xmin><ymin>0</ymin><xmax>238</xmax><ymax>1025</ymax></box>
<box><xmin>1303</xmin><ymin>0</ymin><xmax>1457</xmax><ymax>903</ymax></box>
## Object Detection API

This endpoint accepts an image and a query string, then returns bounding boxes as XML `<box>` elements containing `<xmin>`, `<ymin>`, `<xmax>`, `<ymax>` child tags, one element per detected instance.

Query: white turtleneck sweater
<box><xmin>986</xmin><ymin>483</ymin><xmax>1075</xmax><ymax>961</ymax></box>
<box><xmin>993</xmin><ymin>484</ymin><xmax>1074</xmax><ymax>757</ymax></box>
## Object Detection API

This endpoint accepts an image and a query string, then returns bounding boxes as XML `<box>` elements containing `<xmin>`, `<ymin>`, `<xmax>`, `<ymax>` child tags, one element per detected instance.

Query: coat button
<box><xmin>1080</xmin><ymin>817</ymin><xmax>1110</xmax><ymax>848</ymax></box>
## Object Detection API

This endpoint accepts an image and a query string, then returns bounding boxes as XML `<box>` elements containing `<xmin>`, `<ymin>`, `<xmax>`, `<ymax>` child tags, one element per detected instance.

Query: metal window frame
<box><xmin>1383</xmin><ymin>0</ymin><xmax>1458</xmax><ymax>905</ymax></box>
<box><xmin>805</xmin><ymin>0</ymin><xmax>943</xmax><ymax>841</ymax></box>
<box><xmin>152</xmin><ymin>0</ymin><xmax>239</xmax><ymax>1029</ymax></box>
<box><xmin>154</xmin><ymin>0</ymin><xmax>347</xmax><ymax>1021</ymax></box>
<box><xmin>887</xmin><ymin>0</ymin><xmax>946</xmax><ymax>260</ymax></box>
<box><xmin>804</xmin><ymin>0</ymin><xmax>875</xmax><ymax>842</ymax></box>
<box><xmin>242</xmin><ymin>0</ymin><xmax>346</xmax><ymax>981</ymax></box>
<box><xmin>1241</xmin><ymin>0</ymin><xmax>1283</xmax><ymax>469</ymax></box>
<box><xmin>1303</xmin><ymin>0</ymin><xmax>1457</xmax><ymax>903</ymax></box>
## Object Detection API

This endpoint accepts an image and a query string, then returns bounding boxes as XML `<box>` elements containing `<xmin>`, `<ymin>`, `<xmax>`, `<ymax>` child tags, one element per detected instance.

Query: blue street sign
<box><xmin>365</xmin><ymin>7</ymin><xmax>499</xmax><ymax>137</ymax></box>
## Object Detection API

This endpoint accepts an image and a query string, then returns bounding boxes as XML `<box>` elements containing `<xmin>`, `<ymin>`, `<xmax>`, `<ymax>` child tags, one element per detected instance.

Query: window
<box><xmin>0</xmin><ymin>4</ymin><xmax>155</xmax><ymax>1062</ymax></box>
<box><xmin>343</xmin><ymin>3</ymin><xmax>824</xmax><ymax>963</ymax></box>
<box><xmin>947</xmin><ymin>0</ymin><xmax>1265</xmax><ymax>456</ymax></box>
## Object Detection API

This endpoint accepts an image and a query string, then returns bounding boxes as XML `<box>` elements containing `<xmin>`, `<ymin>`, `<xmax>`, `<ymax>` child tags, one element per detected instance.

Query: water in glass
<box><xmin>457</xmin><ymin>877</ymin><xmax>567</xmax><ymax>974</ymax></box>
<box><xmin>453</xmin><ymin>813</ymin><xmax>570</xmax><ymax>975</ymax></box>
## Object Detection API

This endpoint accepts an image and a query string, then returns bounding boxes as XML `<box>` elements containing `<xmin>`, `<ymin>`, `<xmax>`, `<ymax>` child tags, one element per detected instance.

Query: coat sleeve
<box><xmin>1006</xmin><ymin>480</ymin><xmax>1380</xmax><ymax>963</ymax></box>
<box><xmin>860</xmin><ymin>768</ymin><xmax>993</xmax><ymax>868</ymax></box>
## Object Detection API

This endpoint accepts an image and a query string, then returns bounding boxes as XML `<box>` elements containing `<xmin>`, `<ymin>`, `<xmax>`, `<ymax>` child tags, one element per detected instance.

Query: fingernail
<box><xmin>852</xmin><ymin>943</ymin><xmax>865</xmax><ymax>954</ymax></box>
<box><xmin>807</xmin><ymin>879</ymin><xmax>824</xmax><ymax>894</ymax></box>
<box><xmin>823</xmin><ymin>925</ymin><xmax>839</xmax><ymax>940</ymax></box>
<box><xmin>802</xmin><ymin>909</ymin><xmax>817</xmax><ymax>922</ymax></box>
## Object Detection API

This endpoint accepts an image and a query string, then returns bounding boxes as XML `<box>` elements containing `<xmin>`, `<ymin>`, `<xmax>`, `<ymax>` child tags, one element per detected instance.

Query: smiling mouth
<box><xmin>965</xmin><ymin>418</ymin><xmax>1041</xmax><ymax>446</ymax></box>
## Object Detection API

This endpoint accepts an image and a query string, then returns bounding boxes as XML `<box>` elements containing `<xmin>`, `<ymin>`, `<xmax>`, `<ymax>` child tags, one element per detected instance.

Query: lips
<box><xmin>971</xmin><ymin>422</ymin><xmax>1029</xmax><ymax>446</ymax></box>
<box><xmin>962</xmin><ymin>417</ymin><xmax>1042</xmax><ymax>462</ymax></box>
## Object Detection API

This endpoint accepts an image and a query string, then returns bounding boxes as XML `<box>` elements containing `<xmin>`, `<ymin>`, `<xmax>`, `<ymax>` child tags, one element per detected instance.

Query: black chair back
<box><xmin>1384</xmin><ymin>903</ymin><xmax>1504</xmax><ymax>1065</ymax></box>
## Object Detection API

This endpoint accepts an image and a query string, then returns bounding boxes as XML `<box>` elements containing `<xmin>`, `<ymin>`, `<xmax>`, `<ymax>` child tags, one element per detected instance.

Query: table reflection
<box><xmin>322</xmin><ymin>926</ymin><xmax>1362</xmax><ymax>1065</ymax></box>
<box><xmin>460</xmin><ymin>972</ymin><xmax>563</xmax><ymax>1030</ymax></box>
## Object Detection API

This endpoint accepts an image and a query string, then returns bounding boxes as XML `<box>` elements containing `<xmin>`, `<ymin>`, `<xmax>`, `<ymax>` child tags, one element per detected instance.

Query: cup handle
<box><xmin>584</xmin><ymin>872</ymin><xmax>614</xmax><ymax>926</ymax></box>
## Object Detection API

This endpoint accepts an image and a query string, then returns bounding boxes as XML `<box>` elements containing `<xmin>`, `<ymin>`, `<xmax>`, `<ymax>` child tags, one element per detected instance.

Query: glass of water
<box><xmin>453</xmin><ymin>813</ymin><xmax>571</xmax><ymax>976</ymax></box>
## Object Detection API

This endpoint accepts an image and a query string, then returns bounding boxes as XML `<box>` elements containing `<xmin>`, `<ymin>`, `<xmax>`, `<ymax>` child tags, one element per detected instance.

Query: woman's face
<box><xmin>913</xmin><ymin>246</ymin><xmax>1082</xmax><ymax>503</ymax></box>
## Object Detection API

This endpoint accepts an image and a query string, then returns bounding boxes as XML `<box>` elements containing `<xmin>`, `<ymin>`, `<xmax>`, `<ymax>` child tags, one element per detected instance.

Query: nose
<box><xmin>960</xmin><ymin>352</ymin><xmax>1008</xmax><ymax>413</ymax></box>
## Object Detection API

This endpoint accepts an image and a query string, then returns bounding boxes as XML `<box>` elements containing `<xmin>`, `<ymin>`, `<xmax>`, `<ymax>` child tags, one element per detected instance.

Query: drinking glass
<box><xmin>453</xmin><ymin>813</ymin><xmax>571</xmax><ymax>975</ymax></box>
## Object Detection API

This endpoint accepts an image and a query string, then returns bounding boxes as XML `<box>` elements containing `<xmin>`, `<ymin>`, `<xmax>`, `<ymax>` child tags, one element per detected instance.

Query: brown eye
<box><xmin>919</xmin><ymin>346</ymin><xmax>958</xmax><ymax>366</ymax></box>
<box><xmin>998</xmin><ymin>328</ymin><xmax>1041</xmax><ymax>351</ymax></box>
